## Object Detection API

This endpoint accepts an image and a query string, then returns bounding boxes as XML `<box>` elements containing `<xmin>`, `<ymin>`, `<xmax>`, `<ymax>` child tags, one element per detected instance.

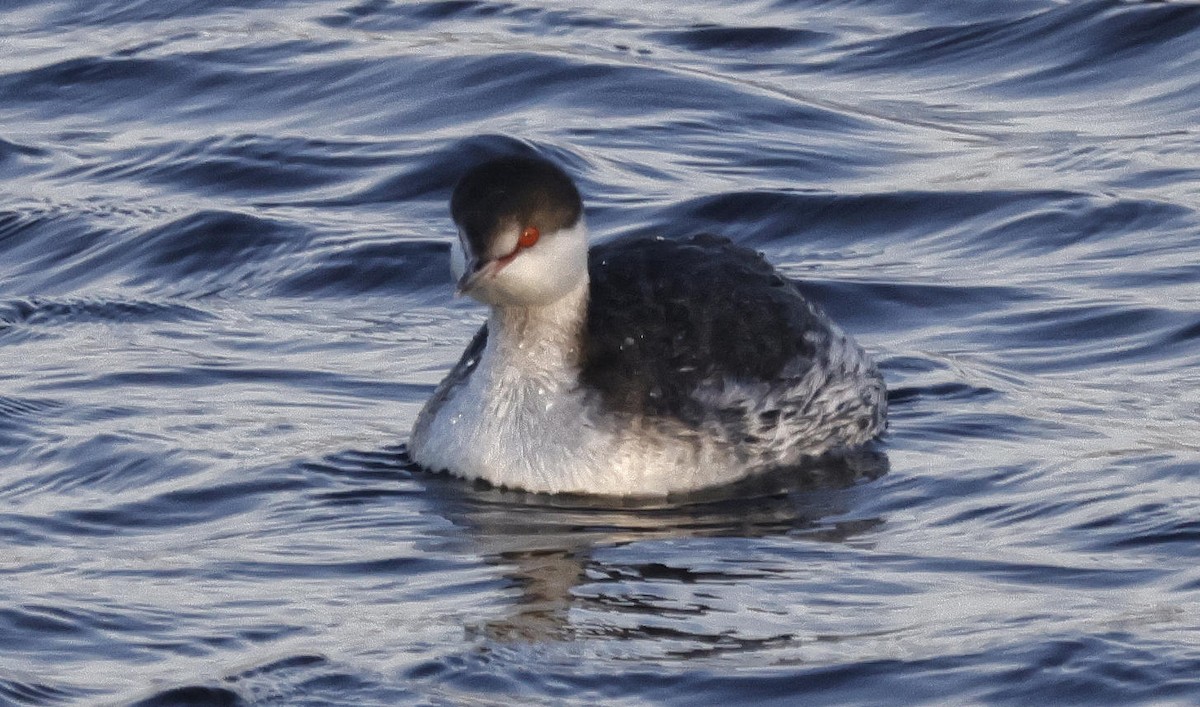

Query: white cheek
<box><xmin>450</xmin><ymin>238</ymin><xmax>467</xmax><ymax>281</ymax></box>
<box><xmin>489</xmin><ymin>229</ymin><xmax>519</xmax><ymax>262</ymax></box>
<box><xmin>490</xmin><ymin>222</ymin><xmax>589</xmax><ymax>306</ymax></box>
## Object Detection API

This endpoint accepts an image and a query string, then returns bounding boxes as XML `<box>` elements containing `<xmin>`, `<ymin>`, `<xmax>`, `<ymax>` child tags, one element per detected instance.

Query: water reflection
<box><xmin>406</xmin><ymin>447</ymin><xmax>889</xmax><ymax>644</ymax></box>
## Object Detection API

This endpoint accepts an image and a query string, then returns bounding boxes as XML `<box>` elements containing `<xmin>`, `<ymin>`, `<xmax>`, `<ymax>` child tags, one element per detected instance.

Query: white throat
<box><xmin>484</xmin><ymin>279</ymin><xmax>589</xmax><ymax>378</ymax></box>
<box><xmin>410</xmin><ymin>278</ymin><xmax>598</xmax><ymax>494</ymax></box>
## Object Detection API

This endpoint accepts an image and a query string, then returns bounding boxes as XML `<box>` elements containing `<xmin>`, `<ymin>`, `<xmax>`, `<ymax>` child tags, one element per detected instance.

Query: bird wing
<box><xmin>581</xmin><ymin>235</ymin><xmax>829</xmax><ymax>425</ymax></box>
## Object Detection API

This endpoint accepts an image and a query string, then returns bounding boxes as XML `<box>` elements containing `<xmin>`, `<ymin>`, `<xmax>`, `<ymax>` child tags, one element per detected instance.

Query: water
<box><xmin>2</xmin><ymin>0</ymin><xmax>1199</xmax><ymax>703</ymax></box>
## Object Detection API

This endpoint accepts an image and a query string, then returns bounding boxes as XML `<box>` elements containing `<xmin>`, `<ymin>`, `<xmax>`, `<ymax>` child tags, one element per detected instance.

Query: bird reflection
<box><xmin>407</xmin><ymin>447</ymin><xmax>889</xmax><ymax>644</ymax></box>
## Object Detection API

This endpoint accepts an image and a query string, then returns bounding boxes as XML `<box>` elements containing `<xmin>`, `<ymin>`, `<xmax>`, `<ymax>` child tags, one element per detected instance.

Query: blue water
<box><xmin>2</xmin><ymin>0</ymin><xmax>1199</xmax><ymax>704</ymax></box>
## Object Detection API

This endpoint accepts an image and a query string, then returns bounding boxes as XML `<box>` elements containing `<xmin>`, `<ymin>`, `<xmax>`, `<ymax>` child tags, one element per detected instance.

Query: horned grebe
<box><xmin>409</xmin><ymin>155</ymin><xmax>886</xmax><ymax>496</ymax></box>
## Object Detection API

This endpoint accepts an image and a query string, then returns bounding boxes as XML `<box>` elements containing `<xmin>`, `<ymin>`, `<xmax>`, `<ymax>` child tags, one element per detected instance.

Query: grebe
<box><xmin>409</xmin><ymin>155</ymin><xmax>886</xmax><ymax>496</ymax></box>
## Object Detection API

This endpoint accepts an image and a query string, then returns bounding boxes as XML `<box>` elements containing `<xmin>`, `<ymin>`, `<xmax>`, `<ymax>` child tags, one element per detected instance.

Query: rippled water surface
<box><xmin>3</xmin><ymin>0</ymin><xmax>1199</xmax><ymax>704</ymax></box>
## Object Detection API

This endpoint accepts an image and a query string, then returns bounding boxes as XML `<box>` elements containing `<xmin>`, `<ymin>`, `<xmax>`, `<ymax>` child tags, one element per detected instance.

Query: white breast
<box><xmin>412</xmin><ymin>350</ymin><xmax>755</xmax><ymax>496</ymax></box>
<box><xmin>408</xmin><ymin>298</ymin><xmax>751</xmax><ymax>496</ymax></box>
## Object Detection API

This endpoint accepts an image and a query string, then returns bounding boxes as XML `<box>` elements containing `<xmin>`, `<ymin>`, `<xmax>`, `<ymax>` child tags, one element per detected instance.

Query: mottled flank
<box><xmin>410</xmin><ymin>324</ymin><xmax>487</xmax><ymax>451</ymax></box>
<box><xmin>585</xmin><ymin>234</ymin><xmax>887</xmax><ymax>451</ymax></box>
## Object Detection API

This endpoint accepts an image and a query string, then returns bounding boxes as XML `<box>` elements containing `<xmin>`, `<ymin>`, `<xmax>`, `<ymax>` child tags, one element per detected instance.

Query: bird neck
<box><xmin>485</xmin><ymin>278</ymin><xmax>589</xmax><ymax>375</ymax></box>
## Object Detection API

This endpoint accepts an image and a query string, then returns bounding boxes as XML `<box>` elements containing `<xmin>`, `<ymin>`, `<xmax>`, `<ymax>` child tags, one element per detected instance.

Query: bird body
<box><xmin>409</xmin><ymin>156</ymin><xmax>885</xmax><ymax>496</ymax></box>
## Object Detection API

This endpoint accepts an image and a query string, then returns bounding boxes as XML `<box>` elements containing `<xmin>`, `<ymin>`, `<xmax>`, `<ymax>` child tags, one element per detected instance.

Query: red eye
<box><xmin>518</xmin><ymin>226</ymin><xmax>540</xmax><ymax>248</ymax></box>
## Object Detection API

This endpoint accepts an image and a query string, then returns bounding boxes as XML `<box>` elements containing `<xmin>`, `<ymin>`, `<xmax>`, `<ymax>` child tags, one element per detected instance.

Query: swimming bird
<box><xmin>409</xmin><ymin>155</ymin><xmax>886</xmax><ymax>496</ymax></box>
